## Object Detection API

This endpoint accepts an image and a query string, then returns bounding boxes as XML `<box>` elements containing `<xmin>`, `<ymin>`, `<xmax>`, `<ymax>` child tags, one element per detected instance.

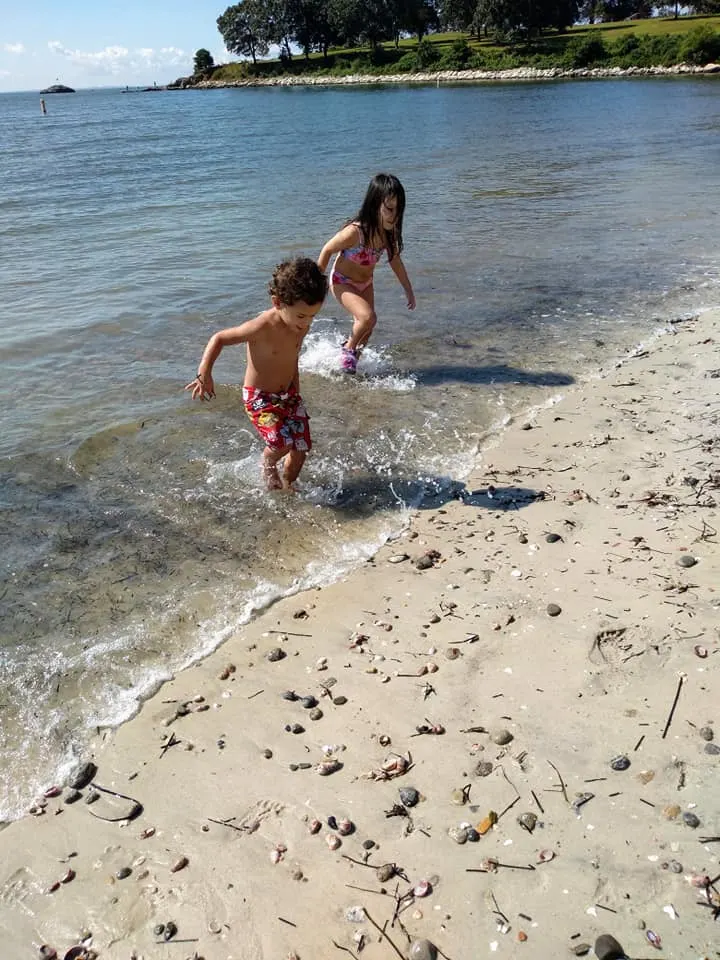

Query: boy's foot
<box><xmin>340</xmin><ymin>343</ymin><xmax>358</xmax><ymax>374</ymax></box>
<box><xmin>262</xmin><ymin>462</ymin><xmax>283</xmax><ymax>491</ymax></box>
<box><xmin>594</xmin><ymin>935</ymin><xmax>627</xmax><ymax>960</ymax></box>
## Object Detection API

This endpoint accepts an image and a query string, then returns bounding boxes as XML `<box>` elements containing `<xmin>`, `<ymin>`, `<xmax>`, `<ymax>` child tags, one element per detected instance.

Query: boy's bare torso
<box><xmin>244</xmin><ymin>308</ymin><xmax>308</xmax><ymax>393</ymax></box>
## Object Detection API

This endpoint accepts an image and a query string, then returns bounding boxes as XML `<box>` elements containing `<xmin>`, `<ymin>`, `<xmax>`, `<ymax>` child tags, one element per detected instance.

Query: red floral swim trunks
<box><xmin>242</xmin><ymin>385</ymin><xmax>311</xmax><ymax>452</ymax></box>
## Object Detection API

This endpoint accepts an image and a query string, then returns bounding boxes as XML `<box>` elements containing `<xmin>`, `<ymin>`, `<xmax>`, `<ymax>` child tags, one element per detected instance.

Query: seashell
<box><xmin>663</xmin><ymin>903</ymin><xmax>678</xmax><ymax>920</ymax></box>
<box><xmin>517</xmin><ymin>931</ymin><xmax>528</xmax><ymax>942</ymax></box>
<box><xmin>308</xmin><ymin>818</ymin><xmax>322</xmax><ymax>834</ymax></box>
<box><xmin>646</xmin><ymin>930</ymin><xmax>662</xmax><ymax>949</ymax></box>
<box><xmin>431</xmin><ymin>724</ymin><xmax>445</xmax><ymax>734</ymax></box>
<box><xmin>316</xmin><ymin>759</ymin><xmax>341</xmax><ymax>776</ymax></box>
<box><xmin>60</xmin><ymin>869</ymin><xmax>76</xmax><ymax>883</ymax></box>
<box><xmin>344</xmin><ymin>906</ymin><xmax>366</xmax><ymax>923</ymax></box>
<box><xmin>270</xmin><ymin>849</ymin><xmax>283</xmax><ymax>864</ymax></box>
<box><xmin>45</xmin><ymin>881</ymin><xmax>61</xmax><ymax>894</ymax></box>
<box><xmin>337</xmin><ymin>818</ymin><xmax>354</xmax><ymax>836</ymax></box>
<box><xmin>163</xmin><ymin>921</ymin><xmax>177</xmax><ymax>941</ymax></box>
<box><xmin>610</xmin><ymin>754</ymin><xmax>630</xmax><ymax>771</ymax></box>
<box><xmin>517</xmin><ymin>812</ymin><xmax>537</xmax><ymax>833</ymax></box>
<box><xmin>571</xmin><ymin>792</ymin><xmax>594</xmax><ymax>813</ymax></box>
<box><xmin>477</xmin><ymin>810</ymin><xmax>498</xmax><ymax>835</ymax></box>
<box><xmin>689</xmin><ymin>873</ymin><xmax>711</xmax><ymax>888</ymax></box>
<box><xmin>388</xmin><ymin>554</ymin><xmax>409</xmax><ymax>564</ymax></box>
<box><xmin>451</xmin><ymin>786</ymin><xmax>470</xmax><ymax>805</ymax></box>
<box><xmin>44</xmin><ymin>785</ymin><xmax>62</xmax><ymax>798</ymax></box>
<box><xmin>448</xmin><ymin>825</ymin><xmax>468</xmax><ymax>844</ymax></box>
<box><xmin>445</xmin><ymin>648</ymin><xmax>460</xmax><ymax>660</ymax></box>
<box><xmin>426</xmin><ymin>662</ymin><xmax>439</xmax><ymax>674</ymax></box>
<box><xmin>29</xmin><ymin>803</ymin><xmax>46</xmax><ymax>817</ymax></box>
<box><xmin>376</xmin><ymin>863</ymin><xmax>396</xmax><ymax>883</ymax></box>
<box><xmin>382</xmin><ymin>754</ymin><xmax>409</xmax><ymax>776</ymax></box>
<box><xmin>316</xmin><ymin>657</ymin><xmax>328</xmax><ymax>669</ymax></box>
<box><xmin>139</xmin><ymin>826</ymin><xmax>155</xmax><ymax>839</ymax></box>
<box><xmin>413</xmin><ymin>879</ymin><xmax>432</xmax><ymax>898</ymax></box>
<box><xmin>694</xmin><ymin>644</ymin><xmax>708</xmax><ymax>658</ymax></box>
<box><xmin>326</xmin><ymin>834</ymin><xmax>341</xmax><ymax>850</ymax></box>
<box><xmin>537</xmin><ymin>849</ymin><xmax>555</xmax><ymax>863</ymax></box>
<box><xmin>170</xmin><ymin>856</ymin><xmax>189</xmax><ymax>872</ymax></box>
<box><xmin>399</xmin><ymin>787</ymin><xmax>419</xmax><ymax>808</ymax></box>
<box><xmin>154</xmin><ymin>924</ymin><xmax>165</xmax><ymax>937</ymax></box>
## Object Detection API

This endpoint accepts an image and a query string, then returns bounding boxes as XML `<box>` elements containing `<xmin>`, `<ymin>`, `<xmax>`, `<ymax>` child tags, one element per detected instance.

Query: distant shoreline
<box><xmin>173</xmin><ymin>61</ymin><xmax>720</xmax><ymax>90</ymax></box>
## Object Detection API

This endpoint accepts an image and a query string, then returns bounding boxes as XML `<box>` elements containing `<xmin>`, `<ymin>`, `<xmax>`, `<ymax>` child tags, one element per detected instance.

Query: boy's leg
<box><xmin>281</xmin><ymin>449</ymin><xmax>307</xmax><ymax>490</ymax></box>
<box><xmin>262</xmin><ymin>446</ymin><xmax>289</xmax><ymax>490</ymax></box>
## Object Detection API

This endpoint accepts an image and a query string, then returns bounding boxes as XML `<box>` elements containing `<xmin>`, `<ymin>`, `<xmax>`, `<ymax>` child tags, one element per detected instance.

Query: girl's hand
<box><xmin>185</xmin><ymin>373</ymin><xmax>215</xmax><ymax>401</ymax></box>
<box><xmin>406</xmin><ymin>291</ymin><xmax>416</xmax><ymax>311</ymax></box>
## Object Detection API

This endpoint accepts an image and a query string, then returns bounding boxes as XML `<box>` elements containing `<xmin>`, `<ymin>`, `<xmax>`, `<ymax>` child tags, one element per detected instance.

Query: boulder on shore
<box><xmin>40</xmin><ymin>84</ymin><xmax>75</xmax><ymax>94</ymax></box>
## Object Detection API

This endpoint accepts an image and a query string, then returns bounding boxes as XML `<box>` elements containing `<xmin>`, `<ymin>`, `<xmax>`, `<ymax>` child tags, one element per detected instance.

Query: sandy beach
<box><xmin>2</xmin><ymin>309</ymin><xmax>719</xmax><ymax>960</ymax></box>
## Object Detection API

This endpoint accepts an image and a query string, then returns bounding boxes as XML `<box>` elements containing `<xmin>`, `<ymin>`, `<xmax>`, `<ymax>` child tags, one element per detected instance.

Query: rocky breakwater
<box><xmin>190</xmin><ymin>61</ymin><xmax>720</xmax><ymax>89</ymax></box>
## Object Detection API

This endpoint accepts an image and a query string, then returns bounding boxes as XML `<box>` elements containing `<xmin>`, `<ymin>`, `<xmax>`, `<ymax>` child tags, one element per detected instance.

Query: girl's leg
<box><xmin>331</xmin><ymin>283</ymin><xmax>377</xmax><ymax>353</ymax></box>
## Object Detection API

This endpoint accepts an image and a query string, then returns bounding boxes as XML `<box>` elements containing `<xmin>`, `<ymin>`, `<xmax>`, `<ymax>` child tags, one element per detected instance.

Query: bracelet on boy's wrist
<box><xmin>196</xmin><ymin>373</ymin><xmax>205</xmax><ymax>383</ymax></box>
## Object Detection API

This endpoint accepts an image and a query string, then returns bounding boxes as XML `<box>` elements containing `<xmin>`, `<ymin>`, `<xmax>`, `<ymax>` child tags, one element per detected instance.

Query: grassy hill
<box><xmin>205</xmin><ymin>14</ymin><xmax>720</xmax><ymax>82</ymax></box>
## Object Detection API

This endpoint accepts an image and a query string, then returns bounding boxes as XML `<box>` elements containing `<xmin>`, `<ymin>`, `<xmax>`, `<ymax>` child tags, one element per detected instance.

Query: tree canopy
<box><xmin>193</xmin><ymin>48</ymin><xmax>215</xmax><ymax>74</ymax></box>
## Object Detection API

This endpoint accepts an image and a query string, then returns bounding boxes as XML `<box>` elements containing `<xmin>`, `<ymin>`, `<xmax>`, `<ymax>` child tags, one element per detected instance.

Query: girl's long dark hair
<box><xmin>355</xmin><ymin>173</ymin><xmax>405</xmax><ymax>261</ymax></box>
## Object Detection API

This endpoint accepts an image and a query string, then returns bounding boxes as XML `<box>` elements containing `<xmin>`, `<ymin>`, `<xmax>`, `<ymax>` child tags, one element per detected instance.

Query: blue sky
<box><xmin>0</xmin><ymin>0</ymin><xmax>239</xmax><ymax>91</ymax></box>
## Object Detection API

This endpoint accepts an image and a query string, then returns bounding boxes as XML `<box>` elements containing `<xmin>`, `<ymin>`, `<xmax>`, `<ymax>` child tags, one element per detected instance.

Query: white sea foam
<box><xmin>301</xmin><ymin>331</ymin><xmax>416</xmax><ymax>392</ymax></box>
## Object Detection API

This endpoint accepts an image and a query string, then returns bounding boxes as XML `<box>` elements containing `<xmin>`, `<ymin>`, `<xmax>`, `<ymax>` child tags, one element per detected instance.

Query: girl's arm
<box><xmin>185</xmin><ymin>315</ymin><xmax>266</xmax><ymax>401</ymax></box>
<box><xmin>389</xmin><ymin>255</ymin><xmax>416</xmax><ymax>310</ymax></box>
<box><xmin>318</xmin><ymin>224</ymin><xmax>359</xmax><ymax>272</ymax></box>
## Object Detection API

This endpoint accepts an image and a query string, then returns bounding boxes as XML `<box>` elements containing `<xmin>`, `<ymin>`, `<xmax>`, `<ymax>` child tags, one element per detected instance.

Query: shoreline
<box><xmin>1</xmin><ymin>310</ymin><xmax>719</xmax><ymax>959</ymax></box>
<box><xmin>178</xmin><ymin>62</ymin><xmax>720</xmax><ymax>90</ymax></box>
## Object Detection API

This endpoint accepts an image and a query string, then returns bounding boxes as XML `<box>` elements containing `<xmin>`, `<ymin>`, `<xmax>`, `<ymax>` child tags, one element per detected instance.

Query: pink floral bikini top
<box><xmin>342</xmin><ymin>224</ymin><xmax>384</xmax><ymax>267</ymax></box>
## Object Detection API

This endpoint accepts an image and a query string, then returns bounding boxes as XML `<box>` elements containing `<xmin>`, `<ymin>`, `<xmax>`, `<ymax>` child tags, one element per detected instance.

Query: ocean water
<box><xmin>1</xmin><ymin>78</ymin><xmax>719</xmax><ymax>820</ymax></box>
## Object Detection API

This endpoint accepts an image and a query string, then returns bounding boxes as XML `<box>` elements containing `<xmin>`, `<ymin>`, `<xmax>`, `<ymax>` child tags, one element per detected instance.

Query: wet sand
<box><xmin>1</xmin><ymin>310</ymin><xmax>719</xmax><ymax>960</ymax></box>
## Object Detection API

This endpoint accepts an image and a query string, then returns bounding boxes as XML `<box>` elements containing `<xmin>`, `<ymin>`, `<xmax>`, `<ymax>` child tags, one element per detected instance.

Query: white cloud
<box><xmin>3</xmin><ymin>43</ymin><xmax>26</xmax><ymax>54</ymax></box>
<box><xmin>47</xmin><ymin>41</ymin><xmax>191</xmax><ymax>76</ymax></box>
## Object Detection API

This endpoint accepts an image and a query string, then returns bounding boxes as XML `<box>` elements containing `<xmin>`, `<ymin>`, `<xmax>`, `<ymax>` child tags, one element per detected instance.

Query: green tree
<box><xmin>217</xmin><ymin>1</ymin><xmax>269</xmax><ymax>64</ymax></box>
<box><xmin>193</xmin><ymin>48</ymin><xmax>215</xmax><ymax>74</ymax></box>
<box><xmin>439</xmin><ymin>0</ymin><xmax>478</xmax><ymax>30</ymax></box>
<box><xmin>395</xmin><ymin>0</ymin><xmax>440</xmax><ymax>41</ymax></box>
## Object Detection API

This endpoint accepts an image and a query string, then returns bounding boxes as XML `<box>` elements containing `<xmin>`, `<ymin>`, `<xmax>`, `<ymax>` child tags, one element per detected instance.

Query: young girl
<box><xmin>318</xmin><ymin>173</ymin><xmax>415</xmax><ymax>374</ymax></box>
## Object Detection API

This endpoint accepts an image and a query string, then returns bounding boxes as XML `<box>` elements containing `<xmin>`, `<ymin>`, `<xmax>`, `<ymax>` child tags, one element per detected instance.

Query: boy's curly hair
<box><xmin>269</xmin><ymin>257</ymin><xmax>328</xmax><ymax>306</ymax></box>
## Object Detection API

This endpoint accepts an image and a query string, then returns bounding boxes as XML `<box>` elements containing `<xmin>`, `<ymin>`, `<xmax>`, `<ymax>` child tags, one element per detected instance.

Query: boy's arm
<box><xmin>185</xmin><ymin>315</ymin><xmax>267</xmax><ymax>401</ymax></box>
<box><xmin>389</xmin><ymin>255</ymin><xmax>416</xmax><ymax>310</ymax></box>
<box><xmin>318</xmin><ymin>224</ymin><xmax>359</xmax><ymax>272</ymax></box>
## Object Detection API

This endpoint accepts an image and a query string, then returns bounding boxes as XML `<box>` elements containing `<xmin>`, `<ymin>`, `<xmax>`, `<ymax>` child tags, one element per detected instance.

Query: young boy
<box><xmin>186</xmin><ymin>257</ymin><xmax>328</xmax><ymax>491</ymax></box>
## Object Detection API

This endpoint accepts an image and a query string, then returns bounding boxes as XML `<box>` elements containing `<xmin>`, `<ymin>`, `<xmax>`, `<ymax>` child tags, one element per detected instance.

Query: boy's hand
<box><xmin>185</xmin><ymin>373</ymin><xmax>215</xmax><ymax>401</ymax></box>
<box><xmin>406</xmin><ymin>291</ymin><xmax>416</xmax><ymax>311</ymax></box>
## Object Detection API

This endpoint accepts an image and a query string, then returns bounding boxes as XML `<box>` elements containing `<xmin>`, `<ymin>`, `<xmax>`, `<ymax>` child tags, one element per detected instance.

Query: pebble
<box><xmin>64</xmin><ymin>790</ymin><xmax>82</xmax><ymax>804</ymax></box>
<box><xmin>333</xmin><ymin>695</ymin><xmax>348</xmax><ymax>706</ymax></box>
<box><xmin>445</xmin><ymin>647</ymin><xmax>461</xmax><ymax>660</ymax></box>
<box><xmin>307</xmin><ymin>708</ymin><xmax>322</xmax><ymax>721</ymax></box>
<box><xmin>287</xmin><ymin>723</ymin><xmax>304</xmax><ymax>734</ymax></box>
<box><xmin>490</xmin><ymin>729</ymin><xmax>513</xmax><ymax>746</ymax></box>
<box><xmin>85</xmin><ymin>789</ymin><xmax>100</xmax><ymax>805</ymax></box>
<box><xmin>115</xmin><ymin>867</ymin><xmax>132</xmax><ymax>880</ymax></box>
<box><xmin>517</xmin><ymin>812</ymin><xmax>537</xmax><ymax>833</ymax></box>
<box><xmin>67</xmin><ymin>761</ymin><xmax>97</xmax><ymax>791</ymax></box>
<box><xmin>409</xmin><ymin>939</ymin><xmax>438</xmax><ymax>960</ymax></box>
<box><xmin>545</xmin><ymin>533</ymin><xmax>562</xmax><ymax>543</ymax></box>
<box><xmin>546</xmin><ymin>603</ymin><xmax>562</xmax><ymax>617</ymax></box>
<box><xmin>677</xmin><ymin>554</ymin><xmax>697</xmax><ymax>567</ymax></box>
<box><xmin>363</xmin><ymin>839</ymin><xmax>375</xmax><ymax>850</ymax></box>
<box><xmin>263</xmin><ymin>748</ymin><xmax>273</xmax><ymax>759</ymax></box>
<box><xmin>466</xmin><ymin>827</ymin><xmax>480</xmax><ymax>842</ymax></box>
<box><xmin>399</xmin><ymin>787</ymin><xmax>420</xmax><ymax>808</ymax></box>
<box><xmin>662</xmin><ymin>804</ymin><xmax>681</xmax><ymax>820</ymax></box>
<box><xmin>38</xmin><ymin>948</ymin><xmax>57</xmax><ymax>960</ymax></box>
<box><xmin>610</xmin><ymin>755</ymin><xmax>631</xmax><ymax>771</ymax></box>
<box><xmin>448</xmin><ymin>825</ymin><xmax>468</xmax><ymax>844</ymax></box>
<box><xmin>572</xmin><ymin>945</ymin><xmax>591</xmax><ymax>957</ymax></box>
<box><xmin>475</xmin><ymin>760</ymin><xmax>493</xmax><ymax>777</ymax></box>
<box><xmin>699</xmin><ymin>726</ymin><xmax>714</xmax><ymax>741</ymax></box>
<box><xmin>376</xmin><ymin>863</ymin><xmax>395</xmax><ymax>882</ymax></box>
<box><xmin>388</xmin><ymin>554</ymin><xmax>409</xmax><ymax>563</ymax></box>
<box><xmin>282</xmin><ymin>690</ymin><xmax>299</xmax><ymax>701</ymax></box>
<box><xmin>163</xmin><ymin>921</ymin><xmax>177</xmax><ymax>941</ymax></box>
<box><xmin>301</xmin><ymin>695</ymin><xmax>318</xmax><ymax>709</ymax></box>
<box><xmin>153</xmin><ymin>924</ymin><xmax>165</xmax><ymax>937</ymax></box>
<box><xmin>266</xmin><ymin>647</ymin><xmax>286</xmax><ymax>662</ymax></box>
<box><xmin>309</xmin><ymin>819</ymin><xmax>322</xmax><ymax>834</ymax></box>
<box><xmin>683</xmin><ymin>811</ymin><xmax>700</xmax><ymax>828</ymax></box>
<box><xmin>705</xmin><ymin>742</ymin><xmax>720</xmax><ymax>755</ymax></box>
<box><xmin>208</xmin><ymin>920</ymin><xmax>222</xmax><ymax>934</ymax></box>
<box><xmin>669</xmin><ymin>860</ymin><xmax>683</xmax><ymax>873</ymax></box>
